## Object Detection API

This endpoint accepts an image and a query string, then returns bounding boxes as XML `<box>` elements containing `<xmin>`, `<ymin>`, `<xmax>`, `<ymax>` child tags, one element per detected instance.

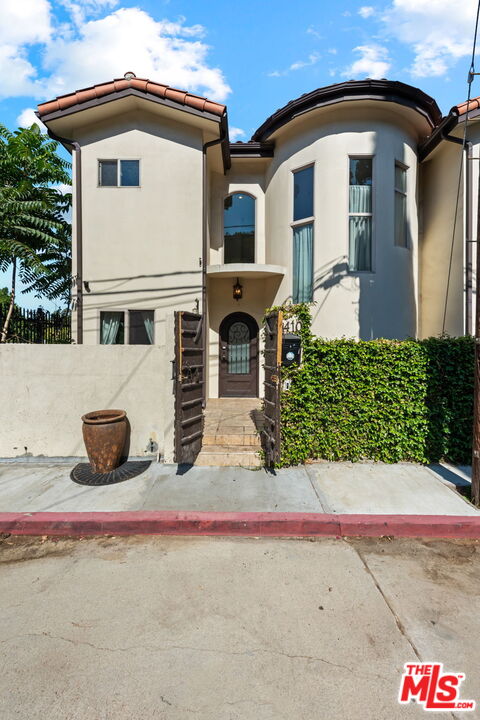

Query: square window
<box><xmin>293</xmin><ymin>166</ymin><xmax>314</xmax><ymax>221</ymax></box>
<box><xmin>99</xmin><ymin>160</ymin><xmax>118</xmax><ymax>187</ymax></box>
<box><xmin>120</xmin><ymin>160</ymin><xmax>140</xmax><ymax>187</ymax></box>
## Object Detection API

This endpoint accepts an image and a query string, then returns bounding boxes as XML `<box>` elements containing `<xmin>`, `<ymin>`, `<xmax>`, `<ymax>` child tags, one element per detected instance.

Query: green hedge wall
<box><xmin>278</xmin><ymin>307</ymin><xmax>474</xmax><ymax>467</ymax></box>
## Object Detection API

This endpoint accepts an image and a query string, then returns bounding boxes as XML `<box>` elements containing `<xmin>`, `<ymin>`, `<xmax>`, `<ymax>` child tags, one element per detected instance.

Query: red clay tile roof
<box><xmin>456</xmin><ymin>97</ymin><xmax>480</xmax><ymax>115</ymax></box>
<box><xmin>37</xmin><ymin>74</ymin><xmax>226</xmax><ymax>118</ymax></box>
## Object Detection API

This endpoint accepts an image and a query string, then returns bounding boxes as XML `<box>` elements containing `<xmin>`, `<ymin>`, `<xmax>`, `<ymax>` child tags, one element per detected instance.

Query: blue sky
<box><xmin>0</xmin><ymin>0</ymin><xmax>478</xmax><ymax>307</ymax></box>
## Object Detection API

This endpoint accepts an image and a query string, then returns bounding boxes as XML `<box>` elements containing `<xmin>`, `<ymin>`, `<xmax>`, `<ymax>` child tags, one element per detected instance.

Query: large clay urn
<box><xmin>81</xmin><ymin>409</ymin><xmax>128</xmax><ymax>473</ymax></box>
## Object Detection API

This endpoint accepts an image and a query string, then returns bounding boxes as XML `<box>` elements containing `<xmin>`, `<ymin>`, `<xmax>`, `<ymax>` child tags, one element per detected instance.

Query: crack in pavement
<box><xmin>352</xmin><ymin>544</ymin><xmax>460</xmax><ymax>720</ymax></box>
<box><xmin>0</xmin><ymin>631</ymin><xmax>388</xmax><ymax>683</ymax></box>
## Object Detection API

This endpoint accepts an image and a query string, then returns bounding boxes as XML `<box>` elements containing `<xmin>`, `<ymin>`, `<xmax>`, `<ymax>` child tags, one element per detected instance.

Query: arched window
<box><xmin>223</xmin><ymin>193</ymin><xmax>255</xmax><ymax>263</ymax></box>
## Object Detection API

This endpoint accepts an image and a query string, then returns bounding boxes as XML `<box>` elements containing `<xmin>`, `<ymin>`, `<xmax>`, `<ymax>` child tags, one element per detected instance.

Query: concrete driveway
<box><xmin>0</xmin><ymin>535</ymin><xmax>478</xmax><ymax>719</ymax></box>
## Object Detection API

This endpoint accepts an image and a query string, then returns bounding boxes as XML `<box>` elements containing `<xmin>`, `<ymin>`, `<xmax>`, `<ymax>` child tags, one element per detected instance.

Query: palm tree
<box><xmin>0</xmin><ymin>124</ymin><xmax>71</xmax><ymax>342</ymax></box>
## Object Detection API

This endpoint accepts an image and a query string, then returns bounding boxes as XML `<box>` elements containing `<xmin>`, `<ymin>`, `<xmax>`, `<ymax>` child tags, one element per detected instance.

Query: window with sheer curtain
<box><xmin>349</xmin><ymin>158</ymin><xmax>373</xmax><ymax>271</ymax></box>
<box><xmin>292</xmin><ymin>166</ymin><xmax>314</xmax><ymax>303</ymax></box>
<box><xmin>100</xmin><ymin>310</ymin><xmax>154</xmax><ymax>344</ymax></box>
<box><xmin>394</xmin><ymin>163</ymin><xmax>408</xmax><ymax>248</ymax></box>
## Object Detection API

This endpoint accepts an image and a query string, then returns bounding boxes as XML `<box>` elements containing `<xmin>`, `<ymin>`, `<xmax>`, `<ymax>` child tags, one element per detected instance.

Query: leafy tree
<box><xmin>0</xmin><ymin>286</ymin><xmax>11</xmax><ymax>305</ymax></box>
<box><xmin>0</xmin><ymin>124</ymin><xmax>71</xmax><ymax>342</ymax></box>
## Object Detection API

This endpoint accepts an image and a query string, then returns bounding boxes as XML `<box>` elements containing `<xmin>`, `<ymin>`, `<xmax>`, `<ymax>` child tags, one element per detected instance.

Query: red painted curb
<box><xmin>0</xmin><ymin>512</ymin><xmax>479</xmax><ymax>539</ymax></box>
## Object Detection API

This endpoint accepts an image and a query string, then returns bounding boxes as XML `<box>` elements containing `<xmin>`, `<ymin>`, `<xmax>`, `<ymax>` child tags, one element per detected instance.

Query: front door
<box><xmin>219</xmin><ymin>313</ymin><xmax>258</xmax><ymax>397</ymax></box>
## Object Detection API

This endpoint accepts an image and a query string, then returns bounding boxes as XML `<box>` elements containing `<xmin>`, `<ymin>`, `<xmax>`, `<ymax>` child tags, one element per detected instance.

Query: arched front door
<box><xmin>219</xmin><ymin>313</ymin><xmax>259</xmax><ymax>398</ymax></box>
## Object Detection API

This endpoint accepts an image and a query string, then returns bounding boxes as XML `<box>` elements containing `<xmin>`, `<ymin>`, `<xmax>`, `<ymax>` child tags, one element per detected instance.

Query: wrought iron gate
<box><xmin>263</xmin><ymin>310</ymin><xmax>283</xmax><ymax>466</ymax></box>
<box><xmin>174</xmin><ymin>311</ymin><xmax>204</xmax><ymax>464</ymax></box>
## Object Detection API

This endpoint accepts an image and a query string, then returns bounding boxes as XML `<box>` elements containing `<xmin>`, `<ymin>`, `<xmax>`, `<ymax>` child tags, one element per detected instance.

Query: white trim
<box><xmin>222</xmin><ymin>191</ymin><xmax>257</xmax><ymax>264</ymax></box>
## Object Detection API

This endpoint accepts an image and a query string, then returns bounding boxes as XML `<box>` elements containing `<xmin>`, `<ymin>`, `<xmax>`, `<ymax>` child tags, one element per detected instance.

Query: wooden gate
<box><xmin>174</xmin><ymin>311</ymin><xmax>204</xmax><ymax>464</ymax></box>
<box><xmin>263</xmin><ymin>310</ymin><xmax>283</xmax><ymax>466</ymax></box>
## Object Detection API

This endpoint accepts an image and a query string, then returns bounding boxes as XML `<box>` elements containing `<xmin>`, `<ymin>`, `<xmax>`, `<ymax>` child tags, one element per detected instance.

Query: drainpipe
<box><xmin>201</xmin><ymin>119</ymin><xmax>227</xmax><ymax>406</ymax></box>
<box><xmin>466</xmin><ymin>142</ymin><xmax>474</xmax><ymax>336</ymax></box>
<box><xmin>46</xmin><ymin>129</ymin><xmax>83</xmax><ymax>344</ymax></box>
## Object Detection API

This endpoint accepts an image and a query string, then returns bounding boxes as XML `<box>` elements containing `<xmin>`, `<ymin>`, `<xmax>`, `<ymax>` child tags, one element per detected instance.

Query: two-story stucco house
<box><xmin>36</xmin><ymin>73</ymin><xmax>480</xmax><ymax>402</ymax></box>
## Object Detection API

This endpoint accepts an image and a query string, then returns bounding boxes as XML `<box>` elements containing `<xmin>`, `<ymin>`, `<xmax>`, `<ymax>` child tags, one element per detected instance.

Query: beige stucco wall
<box><xmin>265</xmin><ymin>105</ymin><xmax>421</xmax><ymax>340</ymax></box>
<box><xmin>0</xmin><ymin>345</ymin><xmax>169</xmax><ymax>458</ymax></box>
<box><xmin>75</xmin><ymin>109</ymin><xmax>204</xmax><ymax>345</ymax></box>
<box><xmin>419</xmin><ymin>141</ymin><xmax>465</xmax><ymax>337</ymax></box>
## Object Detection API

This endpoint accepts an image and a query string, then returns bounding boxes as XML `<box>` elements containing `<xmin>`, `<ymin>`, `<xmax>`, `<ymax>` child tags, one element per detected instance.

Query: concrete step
<box><xmin>195</xmin><ymin>447</ymin><xmax>262</xmax><ymax>467</ymax></box>
<box><xmin>203</xmin><ymin>433</ymin><xmax>261</xmax><ymax>447</ymax></box>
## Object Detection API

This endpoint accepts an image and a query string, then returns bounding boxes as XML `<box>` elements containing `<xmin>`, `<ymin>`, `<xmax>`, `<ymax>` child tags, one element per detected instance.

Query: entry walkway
<box><xmin>0</xmin><ymin>460</ymin><xmax>477</xmax><ymax>515</ymax></box>
<box><xmin>195</xmin><ymin>399</ymin><xmax>263</xmax><ymax>467</ymax></box>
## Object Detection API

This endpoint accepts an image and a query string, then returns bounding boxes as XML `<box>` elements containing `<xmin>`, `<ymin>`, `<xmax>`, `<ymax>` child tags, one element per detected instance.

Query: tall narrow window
<box><xmin>394</xmin><ymin>163</ymin><xmax>407</xmax><ymax>247</ymax></box>
<box><xmin>292</xmin><ymin>166</ymin><xmax>314</xmax><ymax>303</ymax></box>
<box><xmin>224</xmin><ymin>193</ymin><xmax>255</xmax><ymax>263</ymax></box>
<box><xmin>349</xmin><ymin>158</ymin><xmax>372</xmax><ymax>271</ymax></box>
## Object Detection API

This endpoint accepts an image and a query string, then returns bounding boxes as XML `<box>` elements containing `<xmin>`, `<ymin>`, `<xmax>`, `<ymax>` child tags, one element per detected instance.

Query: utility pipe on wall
<box><xmin>201</xmin><ymin>121</ymin><xmax>227</xmax><ymax>406</ymax></box>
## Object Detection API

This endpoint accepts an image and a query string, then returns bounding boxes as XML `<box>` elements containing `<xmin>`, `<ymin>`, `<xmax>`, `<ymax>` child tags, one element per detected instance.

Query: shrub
<box><xmin>277</xmin><ymin>307</ymin><xmax>474</xmax><ymax>467</ymax></box>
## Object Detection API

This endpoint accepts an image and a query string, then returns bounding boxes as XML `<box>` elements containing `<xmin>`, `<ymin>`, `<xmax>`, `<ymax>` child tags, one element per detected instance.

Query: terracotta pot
<box><xmin>81</xmin><ymin>409</ymin><xmax>128</xmax><ymax>473</ymax></box>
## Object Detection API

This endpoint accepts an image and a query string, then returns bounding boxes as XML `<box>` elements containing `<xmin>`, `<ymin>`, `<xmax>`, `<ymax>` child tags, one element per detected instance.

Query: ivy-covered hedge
<box><xmin>278</xmin><ymin>306</ymin><xmax>474</xmax><ymax>467</ymax></box>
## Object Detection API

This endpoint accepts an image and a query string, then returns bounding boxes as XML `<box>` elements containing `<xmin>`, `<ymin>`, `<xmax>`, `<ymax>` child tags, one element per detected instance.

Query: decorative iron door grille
<box><xmin>174</xmin><ymin>311</ymin><xmax>204</xmax><ymax>464</ymax></box>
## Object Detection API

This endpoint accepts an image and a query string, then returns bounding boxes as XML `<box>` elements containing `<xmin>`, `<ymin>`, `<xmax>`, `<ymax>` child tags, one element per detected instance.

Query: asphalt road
<box><xmin>0</xmin><ymin>535</ymin><xmax>478</xmax><ymax>719</ymax></box>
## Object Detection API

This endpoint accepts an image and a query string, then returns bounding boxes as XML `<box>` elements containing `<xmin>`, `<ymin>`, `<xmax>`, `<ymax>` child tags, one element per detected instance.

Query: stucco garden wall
<box><xmin>0</xmin><ymin>345</ymin><xmax>171</xmax><ymax>459</ymax></box>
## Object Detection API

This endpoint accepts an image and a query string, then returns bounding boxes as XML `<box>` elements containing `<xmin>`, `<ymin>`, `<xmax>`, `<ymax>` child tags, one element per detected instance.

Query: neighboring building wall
<box><xmin>0</xmin><ymin>345</ymin><xmax>168</xmax><ymax>458</ymax></box>
<box><xmin>265</xmin><ymin>104</ymin><xmax>421</xmax><ymax>340</ymax></box>
<box><xmin>420</xmin><ymin>142</ymin><xmax>464</xmax><ymax>337</ymax></box>
<box><xmin>75</xmin><ymin>109</ymin><xmax>204</xmax><ymax>346</ymax></box>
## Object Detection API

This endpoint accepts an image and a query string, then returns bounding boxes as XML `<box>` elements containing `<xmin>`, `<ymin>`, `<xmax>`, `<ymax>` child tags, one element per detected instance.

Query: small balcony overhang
<box><xmin>207</xmin><ymin>263</ymin><xmax>286</xmax><ymax>279</ymax></box>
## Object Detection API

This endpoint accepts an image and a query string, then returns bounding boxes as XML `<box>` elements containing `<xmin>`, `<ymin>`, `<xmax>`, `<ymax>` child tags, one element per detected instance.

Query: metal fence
<box><xmin>0</xmin><ymin>304</ymin><xmax>71</xmax><ymax>344</ymax></box>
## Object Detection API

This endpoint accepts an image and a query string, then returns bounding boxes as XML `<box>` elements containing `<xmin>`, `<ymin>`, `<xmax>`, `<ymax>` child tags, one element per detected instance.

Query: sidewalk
<box><xmin>0</xmin><ymin>459</ymin><xmax>476</xmax><ymax>515</ymax></box>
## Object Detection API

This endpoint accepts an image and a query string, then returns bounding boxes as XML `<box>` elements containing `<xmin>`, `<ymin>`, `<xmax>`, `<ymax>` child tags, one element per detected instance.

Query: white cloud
<box><xmin>16</xmin><ymin>107</ymin><xmax>47</xmax><ymax>132</ymax></box>
<box><xmin>359</xmin><ymin>6</ymin><xmax>375</xmax><ymax>19</ymax></box>
<box><xmin>381</xmin><ymin>0</ymin><xmax>477</xmax><ymax>77</ymax></box>
<box><xmin>229</xmin><ymin>127</ymin><xmax>245</xmax><ymax>141</ymax></box>
<box><xmin>59</xmin><ymin>0</ymin><xmax>119</xmax><ymax>27</ymax></box>
<box><xmin>56</xmin><ymin>183</ymin><xmax>72</xmax><ymax>194</ymax></box>
<box><xmin>0</xmin><ymin>4</ymin><xmax>231</xmax><ymax>102</ymax></box>
<box><xmin>0</xmin><ymin>0</ymin><xmax>52</xmax><ymax>45</ymax></box>
<box><xmin>343</xmin><ymin>44</ymin><xmax>391</xmax><ymax>79</ymax></box>
<box><xmin>268</xmin><ymin>52</ymin><xmax>321</xmax><ymax>77</ymax></box>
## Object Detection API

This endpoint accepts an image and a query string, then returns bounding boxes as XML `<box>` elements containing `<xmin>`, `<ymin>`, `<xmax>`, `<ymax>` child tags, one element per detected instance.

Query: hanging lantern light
<box><xmin>233</xmin><ymin>278</ymin><xmax>243</xmax><ymax>301</ymax></box>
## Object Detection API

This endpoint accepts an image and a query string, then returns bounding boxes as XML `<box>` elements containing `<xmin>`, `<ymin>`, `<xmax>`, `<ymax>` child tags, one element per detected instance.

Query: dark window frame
<box><xmin>99</xmin><ymin>309</ymin><xmax>154</xmax><ymax>345</ymax></box>
<box><xmin>98</xmin><ymin>159</ymin><xmax>140</xmax><ymax>187</ymax></box>
<box><xmin>223</xmin><ymin>191</ymin><xmax>256</xmax><ymax>264</ymax></box>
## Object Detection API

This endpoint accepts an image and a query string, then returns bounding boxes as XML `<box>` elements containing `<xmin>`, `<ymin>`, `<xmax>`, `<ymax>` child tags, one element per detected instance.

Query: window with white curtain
<box><xmin>100</xmin><ymin>310</ymin><xmax>154</xmax><ymax>344</ymax></box>
<box><xmin>349</xmin><ymin>157</ymin><xmax>373</xmax><ymax>271</ymax></box>
<box><xmin>292</xmin><ymin>165</ymin><xmax>314</xmax><ymax>303</ymax></box>
<box><xmin>100</xmin><ymin>311</ymin><xmax>125</xmax><ymax>345</ymax></box>
<box><xmin>394</xmin><ymin>163</ymin><xmax>408</xmax><ymax>248</ymax></box>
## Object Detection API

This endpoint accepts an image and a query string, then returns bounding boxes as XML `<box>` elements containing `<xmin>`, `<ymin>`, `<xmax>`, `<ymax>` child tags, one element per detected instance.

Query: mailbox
<box><xmin>282</xmin><ymin>333</ymin><xmax>301</xmax><ymax>367</ymax></box>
